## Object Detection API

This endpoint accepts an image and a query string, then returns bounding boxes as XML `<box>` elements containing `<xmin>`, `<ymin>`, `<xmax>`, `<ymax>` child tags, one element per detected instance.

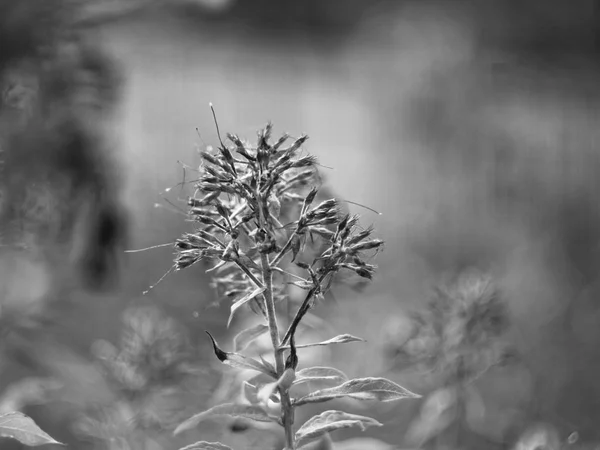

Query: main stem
<box><xmin>257</xmin><ymin>195</ymin><xmax>295</xmax><ymax>449</ymax></box>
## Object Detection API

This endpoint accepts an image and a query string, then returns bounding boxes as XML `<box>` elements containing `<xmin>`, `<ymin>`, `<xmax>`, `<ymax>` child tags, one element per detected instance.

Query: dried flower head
<box><xmin>170</xmin><ymin>118</ymin><xmax>419</xmax><ymax>450</ymax></box>
<box><xmin>173</xmin><ymin>122</ymin><xmax>383</xmax><ymax>331</ymax></box>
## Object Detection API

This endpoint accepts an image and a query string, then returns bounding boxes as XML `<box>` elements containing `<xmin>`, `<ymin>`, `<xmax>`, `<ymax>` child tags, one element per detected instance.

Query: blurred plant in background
<box><xmin>74</xmin><ymin>305</ymin><xmax>209</xmax><ymax>450</ymax></box>
<box><xmin>381</xmin><ymin>270</ymin><xmax>519</xmax><ymax>449</ymax></box>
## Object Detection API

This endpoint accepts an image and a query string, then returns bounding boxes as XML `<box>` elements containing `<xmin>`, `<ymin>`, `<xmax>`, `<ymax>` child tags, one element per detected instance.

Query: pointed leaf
<box><xmin>242</xmin><ymin>381</ymin><xmax>259</xmax><ymax>405</ymax></box>
<box><xmin>294</xmin><ymin>377</ymin><xmax>420</xmax><ymax>407</ymax></box>
<box><xmin>294</xmin><ymin>367</ymin><xmax>348</xmax><ymax>386</ymax></box>
<box><xmin>257</xmin><ymin>381</ymin><xmax>279</xmax><ymax>405</ymax></box>
<box><xmin>180</xmin><ymin>442</ymin><xmax>233</xmax><ymax>450</ymax></box>
<box><xmin>205</xmin><ymin>332</ymin><xmax>276</xmax><ymax>378</ymax></box>
<box><xmin>281</xmin><ymin>334</ymin><xmax>365</xmax><ymax>350</ymax></box>
<box><xmin>0</xmin><ymin>411</ymin><xmax>64</xmax><ymax>446</ymax></box>
<box><xmin>244</xmin><ymin>375</ymin><xmax>280</xmax><ymax>404</ymax></box>
<box><xmin>233</xmin><ymin>324</ymin><xmax>269</xmax><ymax>352</ymax></box>
<box><xmin>291</xmin><ymin>234</ymin><xmax>302</xmax><ymax>262</ymax></box>
<box><xmin>228</xmin><ymin>287</ymin><xmax>267</xmax><ymax>327</ymax></box>
<box><xmin>295</xmin><ymin>410</ymin><xmax>382</xmax><ymax>448</ymax></box>
<box><xmin>174</xmin><ymin>403</ymin><xmax>274</xmax><ymax>435</ymax></box>
<box><xmin>206</xmin><ymin>260</ymin><xmax>229</xmax><ymax>273</ymax></box>
<box><xmin>258</xmin><ymin>355</ymin><xmax>277</xmax><ymax>375</ymax></box>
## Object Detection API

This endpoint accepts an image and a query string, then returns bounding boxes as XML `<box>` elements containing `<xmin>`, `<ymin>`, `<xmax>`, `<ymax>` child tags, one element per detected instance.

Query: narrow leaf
<box><xmin>294</xmin><ymin>377</ymin><xmax>420</xmax><ymax>407</ymax></box>
<box><xmin>258</xmin><ymin>356</ymin><xmax>277</xmax><ymax>375</ymax></box>
<box><xmin>242</xmin><ymin>381</ymin><xmax>259</xmax><ymax>405</ymax></box>
<box><xmin>233</xmin><ymin>324</ymin><xmax>269</xmax><ymax>352</ymax></box>
<box><xmin>294</xmin><ymin>367</ymin><xmax>349</xmax><ymax>387</ymax></box>
<box><xmin>0</xmin><ymin>411</ymin><xmax>64</xmax><ymax>446</ymax></box>
<box><xmin>180</xmin><ymin>441</ymin><xmax>233</xmax><ymax>450</ymax></box>
<box><xmin>228</xmin><ymin>287</ymin><xmax>266</xmax><ymax>327</ymax></box>
<box><xmin>206</xmin><ymin>260</ymin><xmax>229</xmax><ymax>273</ymax></box>
<box><xmin>281</xmin><ymin>334</ymin><xmax>365</xmax><ymax>350</ymax></box>
<box><xmin>295</xmin><ymin>410</ymin><xmax>382</xmax><ymax>448</ymax></box>
<box><xmin>174</xmin><ymin>403</ymin><xmax>274</xmax><ymax>436</ymax></box>
<box><xmin>244</xmin><ymin>375</ymin><xmax>280</xmax><ymax>404</ymax></box>
<box><xmin>205</xmin><ymin>331</ymin><xmax>276</xmax><ymax>378</ymax></box>
<box><xmin>257</xmin><ymin>381</ymin><xmax>279</xmax><ymax>405</ymax></box>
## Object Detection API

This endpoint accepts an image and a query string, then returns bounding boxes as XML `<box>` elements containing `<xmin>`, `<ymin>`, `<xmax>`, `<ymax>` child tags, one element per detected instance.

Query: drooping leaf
<box><xmin>295</xmin><ymin>410</ymin><xmax>382</xmax><ymax>448</ymax></box>
<box><xmin>174</xmin><ymin>403</ymin><xmax>275</xmax><ymax>436</ymax></box>
<box><xmin>294</xmin><ymin>367</ymin><xmax>348</xmax><ymax>387</ymax></box>
<box><xmin>0</xmin><ymin>411</ymin><xmax>64</xmax><ymax>446</ymax></box>
<box><xmin>232</xmin><ymin>324</ymin><xmax>269</xmax><ymax>352</ymax></box>
<box><xmin>180</xmin><ymin>441</ymin><xmax>233</xmax><ymax>450</ymax></box>
<box><xmin>205</xmin><ymin>331</ymin><xmax>276</xmax><ymax>378</ymax></box>
<box><xmin>227</xmin><ymin>287</ymin><xmax>267</xmax><ymax>327</ymax></box>
<box><xmin>281</xmin><ymin>334</ymin><xmax>365</xmax><ymax>350</ymax></box>
<box><xmin>294</xmin><ymin>377</ymin><xmax>420</xmax><ymax>407</ymax></box>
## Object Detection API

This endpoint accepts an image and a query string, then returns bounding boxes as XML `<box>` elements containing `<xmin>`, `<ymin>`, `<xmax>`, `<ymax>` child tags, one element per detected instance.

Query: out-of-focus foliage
<box><xmin>75</xmin><ymin>305</ymin><xmax>209</xmax><ymax>450</ymax></box>
<box><xmin>378</xmin><ymin>270</ymin><xmax>518</xmax><ymax>448</ymax></box>
<box><xmin>4</xmin><ymin>0</ymin><xmax>600</xmax><ymax>449</ymax></box>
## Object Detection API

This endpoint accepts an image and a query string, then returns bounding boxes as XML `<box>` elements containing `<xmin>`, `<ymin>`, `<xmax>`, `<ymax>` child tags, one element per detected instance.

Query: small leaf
<box><xmin>257</xmin><ymin>369</ymin><xmax>296</xmax><ymax>404</ymax></box>
<box><xmin>232</xmin><ymin>324</ymin><xmax>269</xmax><ymax>352</ymax></box>
<box><xmin>242</xmin><ymin>381</ymin><xmax>259</xmax><ymax>405</ymax></box>
<box><xmin>0</xmin><ymin>411</ymin><xmax>64</xmax><ymax>446</ymax></box>
<box><xmin>281</xmin><ymin>334</ymin><xmax>365</xmax><ymax>350</ymax></box>
<box><xmin>294</xmin><ymin>367</ymin><xmax>348</xmax><ymax>386</ymax></box>
<box><xmin>206</xmin><ymin>260</ymin><xmax>229</xmax><ymax>273</ymax></box>
<box><xmin>180</xmin><ymin>441</ymin><xmax>233</xmax><ymax>450</ymax></box>
<box><xmin>205</xmin><ymin>332</ymin><xmax>276</xmax><ymax>378</ymax></box>
<box><xmin>294</xmin><ymin>377</ymin><xmax>420</xmax><ymax>407</ymax></box>
<box><xmin>257</xmin><ymin>381</ymin><xmax>279</xmax><ymax>405</ymax></box>
<box><xmin>295</xmin><ymin>410</ymin><xmax>382</xmax><ymax>448</ymax></box>
<box><xmin>244</xmin><ymin>375</ymin><xmax>280</xmax><ymax>404</ymax></box>
<box><xmin>258</xmin><ymin>356</ymin><xmax>277</xmax><ymax>375</ymax></box>
<box><xmin>291</xmin><ymin>234</ymin><xmax>302</xmax><ymax>262</ymax></box>
<box><xmin>228</xmin><ymin>287</ymin><xmax>267</xmax><ymax>327</ymax></box>
<box><xmin>174</xmin><ymin>403</ymin><xmax>274</xmax><ymax>436</ymax></box>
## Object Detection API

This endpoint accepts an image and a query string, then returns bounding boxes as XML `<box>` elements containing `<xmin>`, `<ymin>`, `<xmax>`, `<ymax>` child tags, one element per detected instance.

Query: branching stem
<box><xmin>257</xmin><ymin>193</ymin><xmax>295</xmax><ymax>449</ymax></box>
<box><xmin>270</xmin><ymin>230</ymin><xmax>299</xmax><ymax>268</ymax></box>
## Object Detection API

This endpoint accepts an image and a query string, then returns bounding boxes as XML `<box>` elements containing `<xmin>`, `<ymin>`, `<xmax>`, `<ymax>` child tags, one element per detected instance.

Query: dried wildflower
<box><xmin>172</xmin><ymin>118</ymin><xmax>417</xmax><ymax>450</ymax></box>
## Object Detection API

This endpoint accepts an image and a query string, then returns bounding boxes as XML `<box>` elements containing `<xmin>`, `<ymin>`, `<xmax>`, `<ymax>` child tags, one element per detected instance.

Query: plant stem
<box><xmin>257</xmin><ymin>193</ymin><xmax>296</xmax><ymax>449</ymax></box>
<box><xmin>234</xmin><ymin>261</ymin><xmax>267</xmax><ymax>318</ymax></box>
<box><xmin>281</xmin><ymin>287</ymin><xmax>317</xmax><ymax>346</ymax></box>
<box><xmin>260</xmin><ymin>252</ymin><xmax>282</xmax><ymax>373</ymax></box>
<box><xmin>270</xmin><ymin>230</ymin><xmax>298</xmax><ymax>268</ymax></box>
<box><xmin>281</xmin><ymin>270</ymin><xmax>329</xmax><ymax>346</ymax></box>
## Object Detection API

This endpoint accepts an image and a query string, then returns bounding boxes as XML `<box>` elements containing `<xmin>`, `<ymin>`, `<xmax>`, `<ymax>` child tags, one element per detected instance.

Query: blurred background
<box><xmin>2</xmin><ymin>0</ymin><xmax>600</xmax><ymax>449</ymax></box>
